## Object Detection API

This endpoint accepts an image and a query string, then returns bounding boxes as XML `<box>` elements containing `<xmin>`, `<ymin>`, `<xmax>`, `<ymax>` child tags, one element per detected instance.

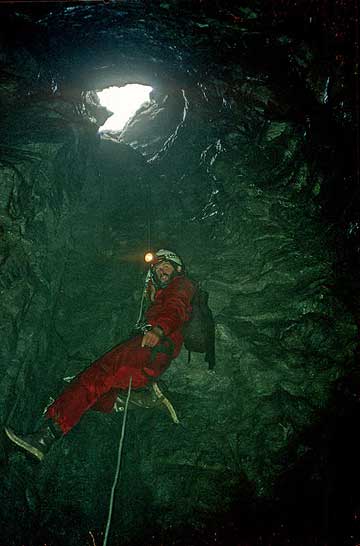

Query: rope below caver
<box><xmin>102</xmin><ymin>376</ymin><xmax>132</xmax><ymax>546</ymax></box>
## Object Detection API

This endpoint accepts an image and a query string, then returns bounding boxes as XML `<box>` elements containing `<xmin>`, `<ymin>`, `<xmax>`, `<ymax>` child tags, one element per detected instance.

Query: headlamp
<box><xmin>144</xmin><ymin>248</ymin><xmax>184</xmax><ymax>271</ymax></box>
<box><xmin>144</xmin><ymin>252</ymin><xmax>154</xmax><ymax>263</ymax></box>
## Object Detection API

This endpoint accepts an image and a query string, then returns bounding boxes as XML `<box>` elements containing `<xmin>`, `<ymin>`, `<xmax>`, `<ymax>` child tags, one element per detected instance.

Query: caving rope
<box><xmin>103</xmin><ymin>174</ymin><xmax>182</xmax><ymax>544</ymax></box>
<box><xmin>102</xmin><ymin>176</ymin><xmax>154</xmax><ymax>546</ymax></box>
<box><xmin>103</xmin><ymin>175</ymin><xmax>152</xmax><ymax>546</ymax></box>
<box><xmin>146</xmin><ymin>174</ymin><xmax>152</xmax><ymax>256</ymax></box>
<box><xmin>102</xmin><ymin>376</ymin><xmax>132</xmax><ymax>546</ymax></box>
<box><xmin>135</xmin><ymin>173</ymin><xmax>154</xmax><ymax>329</ymax></box>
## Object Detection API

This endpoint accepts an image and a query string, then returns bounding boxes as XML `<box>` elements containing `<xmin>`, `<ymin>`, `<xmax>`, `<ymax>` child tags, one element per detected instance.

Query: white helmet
<box><xmin>154</xmin><ymin>249</ymin><xmax>184</xmax><ymax>269</ymax></box>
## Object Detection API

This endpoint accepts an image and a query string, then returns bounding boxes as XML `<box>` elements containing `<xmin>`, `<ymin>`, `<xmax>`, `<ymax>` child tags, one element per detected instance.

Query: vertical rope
<box><xmin>102</xmin><ymin>376</ymin><xmax>132</xmax><ymax>546</ymax></box>
<box><xmin>355</xmin><ymin>0</ymin><xmax>360</xmax><ymax>191</ymax></box>
<box><xmin>135</xmin><ymin>269</ymin><xmax>151</xmax><ymax>327</ymax></box>
<box><xmin>146</xmin><ymin>177</ymin><xmax>152</xmax><ymax>250</ymax></box>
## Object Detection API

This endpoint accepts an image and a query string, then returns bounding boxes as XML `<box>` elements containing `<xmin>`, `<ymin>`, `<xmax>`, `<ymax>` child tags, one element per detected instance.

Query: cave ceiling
<box><xmin>1</xmin><ymin>0</ymin><xmax>354</xmax><ymax>109</ymax></box>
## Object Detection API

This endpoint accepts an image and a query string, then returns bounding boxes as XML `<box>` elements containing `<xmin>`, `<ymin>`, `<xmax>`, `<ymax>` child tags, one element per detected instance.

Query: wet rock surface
<box><xmin>0</xmin><ymin>3</ymin><xmax>358</xmax><ymax>545</ymax></box>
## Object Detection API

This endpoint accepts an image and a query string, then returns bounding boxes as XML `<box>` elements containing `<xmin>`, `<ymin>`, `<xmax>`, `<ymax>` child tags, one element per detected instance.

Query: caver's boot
<box><xmin>114</xmin><ymin>385</ymin><xmax>161</xmax><ymax>411</ymax></box>
<box><xmin>114</xmin><ymin>383</ymin><xmax>180</xmax><ymax>424</ymax></box>
<box><xmin>4</xmin><ymin>420</ymin><xmax>63</xmax><ymax>462</ymax></box>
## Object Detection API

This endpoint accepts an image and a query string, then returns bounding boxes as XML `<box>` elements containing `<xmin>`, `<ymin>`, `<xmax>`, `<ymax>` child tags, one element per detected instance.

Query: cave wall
<box><xmin>0</xmin><ymin>3</ymin><xmax>358</xmax><ymax>545</ymax></box>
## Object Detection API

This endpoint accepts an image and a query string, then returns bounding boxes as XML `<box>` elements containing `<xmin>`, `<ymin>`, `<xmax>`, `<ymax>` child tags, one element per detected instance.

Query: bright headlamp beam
<box><xmin>144</xmin><ymin>252</ymin><xmax>154</xmax><ymax>263</ymax></box>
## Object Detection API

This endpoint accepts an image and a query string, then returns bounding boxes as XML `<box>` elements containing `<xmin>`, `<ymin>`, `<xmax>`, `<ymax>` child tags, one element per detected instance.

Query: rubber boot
<box><xmin>114</xmin><ymin>385</ymin><xmax>161</xmax><ymax>411</ymax></box>
<box><xmin>4</xmin><ymin>420</ymin><xmax>62</xmax><ymax>461</ymax></box>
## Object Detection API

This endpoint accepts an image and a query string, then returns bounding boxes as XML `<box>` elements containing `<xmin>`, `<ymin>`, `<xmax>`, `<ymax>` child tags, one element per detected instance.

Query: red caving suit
<box><xmin>46</xmin><ymin>275</ymin><xmax>195</xmax><ymax>433</ymax></box>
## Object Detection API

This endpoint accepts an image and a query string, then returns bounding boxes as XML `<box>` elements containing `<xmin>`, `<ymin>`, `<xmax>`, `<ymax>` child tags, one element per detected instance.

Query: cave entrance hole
<box><xmin>97</xmin><ymin>83</ymin><xmax>153</xmax><ymax>133</ymax></box>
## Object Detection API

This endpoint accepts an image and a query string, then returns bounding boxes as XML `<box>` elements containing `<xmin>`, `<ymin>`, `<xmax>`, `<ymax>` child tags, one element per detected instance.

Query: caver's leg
<box><xmin>5</xmin><ymin>335</ymin><xmax>172</xmax><ymax>460</ymax></box>
<box><xmin>46</xmin><ymin>335</ymin><xmax>172</xmax><ymax>433</ymax></box>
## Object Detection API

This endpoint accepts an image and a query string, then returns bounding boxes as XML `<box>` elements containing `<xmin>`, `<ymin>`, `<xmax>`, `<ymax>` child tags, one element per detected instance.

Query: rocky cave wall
<box><xmin>0</xmin><ymin>3</ymin><xmax>358</xmax><ymax>545</ymax></box>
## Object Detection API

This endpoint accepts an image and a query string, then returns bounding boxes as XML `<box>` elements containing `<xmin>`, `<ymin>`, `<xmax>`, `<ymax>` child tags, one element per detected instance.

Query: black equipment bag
<box><xmin>182</xmin><ymin>283</ymin><xmax>215</xmax><ymax>370</ymax></box>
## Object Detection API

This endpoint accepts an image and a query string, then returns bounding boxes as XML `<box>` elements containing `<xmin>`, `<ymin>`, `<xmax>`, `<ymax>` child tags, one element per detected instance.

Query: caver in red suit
<box><xmin>4</xmin><ymin>248</ymin><xmax>195</xmax><ymax>461</ymax></box>
<box><xmin>45</xmin><ymin>273</ymin><xmax>195</xmax><ymax>434</ymax></box>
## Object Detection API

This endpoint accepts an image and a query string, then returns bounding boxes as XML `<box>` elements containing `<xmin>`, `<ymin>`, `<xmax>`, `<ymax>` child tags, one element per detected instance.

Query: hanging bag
<box><xmin>182</xmin><ymin>283</ymin><xmax>216</xmax><ymax>370</ymax></box>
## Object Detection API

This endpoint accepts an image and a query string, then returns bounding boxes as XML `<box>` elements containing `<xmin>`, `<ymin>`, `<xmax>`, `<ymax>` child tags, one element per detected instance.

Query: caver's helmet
<box><xmin>152</xmin><ymin>249</ymin><xmax>184</xmax><ymax>271</ymax></box>
<box><xmin>136</xmin><ymin>249</ymin><xmax>186</xmax><ymax>328</ymax></box>
<box><xmin>149</xmin><ymin>249</ymin><xmax>185</xmax><ymax>288</ymax></box>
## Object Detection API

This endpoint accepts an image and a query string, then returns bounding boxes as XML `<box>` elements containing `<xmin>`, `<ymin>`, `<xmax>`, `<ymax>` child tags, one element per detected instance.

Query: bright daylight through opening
<box><xmin>97</xmin><ymin>84</ymin><xmax>153</xmax><ymax>132</ymax></box>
